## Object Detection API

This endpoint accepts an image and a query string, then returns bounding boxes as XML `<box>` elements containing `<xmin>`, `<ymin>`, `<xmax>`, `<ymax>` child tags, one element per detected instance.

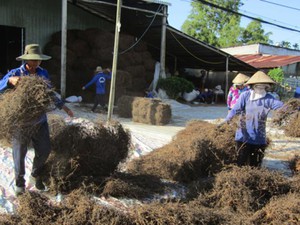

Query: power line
<box><xmin>239</xmin><ymin>8</ymin><xmax>300</xmax><ymax>30</ymax></box>
<box><xmin>193</xmin><ymin>0</ymin><xmax>300</xmax><ymax>34</ymax></box>
<box><xmin>259</xmin><ymin>0</ymin><xmax>300</xmax><ymax>12</ymax></box>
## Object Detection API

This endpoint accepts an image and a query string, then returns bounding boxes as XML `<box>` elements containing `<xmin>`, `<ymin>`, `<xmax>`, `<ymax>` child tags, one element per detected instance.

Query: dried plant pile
<box><xmin>102</xmin><ymin>172</ymin><xmax>171</xmax><ymax>199</ymax></box>
<box><xmin>132</xmin><ymin>200</ymin><xmax>236</xmax><ymax>225</ymax></box>
<box><xmin>0</xmin><ymin>166</ymin><xmax>299</xmax><ymax>224</ymax></box>
<box><xmin>44</xmin><ymin>120</ymin><xmax>130</xmax><ymax>193</ymax></box>
<box><xmin>0</xmin><ymin>189</ymin><xmax>132</xmax><ymax>225</ymax></box>
<box><xmin>0</xmin><ymin>75</ymin><xmax>54</xmax><ymax>142</ymax></box>
<box><xmin>198</xmin><ymin>166</ymin><xmax>291</xmax><ymax>214</ymax></box>
<box><xmin>271</xmin><ymin>98</ymin><xmax>300</xmax><ymax>137</ymax></box>
<box><xmin>126</xmin><ymin>120</ymin><xmax>237</xmax><ymax>183</ymax></box>
<box><xmin>250</xmin><ymin>192</ymin><xmax>300</xmax><ymax>224</ymax></box>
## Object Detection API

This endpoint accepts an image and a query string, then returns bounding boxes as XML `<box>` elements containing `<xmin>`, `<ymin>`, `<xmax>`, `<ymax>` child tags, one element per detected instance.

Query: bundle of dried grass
<box><xmin>271</xmin><ymin>98</ymin><xmax>300</xmax><ymax>137</ymax></box>
<box><xmin>44</xmin><ymin>120</ymin><xmax>130</xmax><ymax>193</ymax></box>
<box><xmin>126</xmin><ymin>120</ymin><xmax>237</xmax><ymax>183</ymax></box>
<box><xmin>199</xmin><ymin>166</ymin><xmax>291</xmax><ymax>214</ymax></box>
<box><xmin>0</xmin><ymin>76</ymin><xmax>54</xmax><ymax>142</ymax></box>
<box><xmin>284</xmin><ymin>111</ymin><xmax>300</xmax><ymax>137</ymax></box>
<box><xmin>289</xmin><ymin>154</ymin><xmax>300</xmax><ymax>174</ymax></box>
<box><xmin>272</xmin><ymin>98</ymin><xmax>300</xmax><ymax>127</ymax></box>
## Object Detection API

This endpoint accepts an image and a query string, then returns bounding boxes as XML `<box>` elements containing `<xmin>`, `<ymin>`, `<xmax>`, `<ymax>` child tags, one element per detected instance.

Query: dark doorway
<box><xmin>0</xmin><ymin>25</ymin><xmax>24</xmax><ymax>77</ymax></box>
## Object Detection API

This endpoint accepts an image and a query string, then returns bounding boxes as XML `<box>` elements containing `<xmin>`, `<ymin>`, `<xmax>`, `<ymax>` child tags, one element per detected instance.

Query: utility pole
<box><xmin>61</xmin><ymin>0</ymin><xmax>67</xmax><ymax>98</ymax></box>
<box><xmin>107</xmin><ymin>0</ymin><xmax>122</xmax><ymax>122</ymax></box>
<box><xmin>159</xmin><ymin>5</ymin><xmax>167</xmax><ymax>79</ymax></box>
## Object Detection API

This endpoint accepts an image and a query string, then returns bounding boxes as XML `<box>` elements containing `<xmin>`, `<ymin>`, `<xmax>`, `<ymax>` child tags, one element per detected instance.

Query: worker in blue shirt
<box><xmin>0</xmin><ymin>44</ymin><xmax>74</xmax><ymax>196</ymax></box>
<box><xmin>82</xmin><ymin>66</ymin><xmax>111</xmax><ymax>112</ymax></box>
<box><xmin>225</xmin><ymin>71</ymin><xmax>284</xmax><ymax>167</ymax></box>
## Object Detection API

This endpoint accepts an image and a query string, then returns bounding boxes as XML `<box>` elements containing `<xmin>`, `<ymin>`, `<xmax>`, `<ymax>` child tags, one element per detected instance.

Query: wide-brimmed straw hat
<box><xmin>232</xmin><ymin>73</ymin><xmax>250</xmax><ymax>84</ymax></box>
<box><xmin>246</xmin><ymin>71</ymin><xmax>276</xmax><ymax>85</ymax></box>
<box><xmin>16</xmin><ymin>44</ymin><xmax>51</xmax><ymax>61</ymax></box>
<box><xmin>95</xmin><ymin>66</ymin><xmax>103</xmax><ymax>73</ymax></box>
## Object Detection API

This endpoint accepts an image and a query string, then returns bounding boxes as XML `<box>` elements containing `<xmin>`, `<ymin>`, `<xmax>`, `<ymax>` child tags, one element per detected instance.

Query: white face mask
<box><xmin>253</xmin><ymin>86</ymin><xmax>266</xmax><ymax>95</ymax></box>
<box><xmin>253</xmin><ymin>84</ymin><xmax>270</xmax><ymax>95</ymax></box>
<box><xmin>250</xmin><ymin>84</ymin><xmax>270</xmax><ymax>100</ymax></box>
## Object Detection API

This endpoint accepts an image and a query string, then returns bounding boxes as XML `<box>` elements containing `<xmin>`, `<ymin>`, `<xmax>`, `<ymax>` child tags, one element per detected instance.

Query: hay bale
<box><xmin>44</xmin><ymin>120</ymin><xmax>130</xmax><ymax>193</ymax></box>
<box><xmin>199</xmin><ymin>166</ymin><xmax>291</xmax><ymax>213</ymax></box>
<box><xmin>116</xmin><ymin>95</ymin><xmax>135</xmax><ymax>118</ymax></box>
<box><xmin>0</xmin><ymin>76</ymin><xmax>54</xmax><ymax>143</ymax></box>
<box><xmin>44</xmin><ymin>28</ymin><xmax>157</xmax><ymax>100</ymax></box>
<box><xmin>132</xmin><ymin>98</ymin><xmax>171</xmax><ymax>125</ymax></box>
<box><xmin>126</xmin><ymin>120</ymin><xmax>237</xmax><ymax>182</ymax></box>
<box><xmin>249</xmin><ymin>192</ymin><xmax>300</xmax><ymax>224</ymax></box>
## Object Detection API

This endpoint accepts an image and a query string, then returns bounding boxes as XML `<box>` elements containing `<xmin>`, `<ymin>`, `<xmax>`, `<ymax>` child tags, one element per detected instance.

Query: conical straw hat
<box><xmin>246</xmin><ymin>71</ymin><xmax>276</xmax><ymax>85</ymax></box>
<box><xmin>232</xmin><ymin>73</ymin><xmax>250</xmax><ymax>84</ymax></box>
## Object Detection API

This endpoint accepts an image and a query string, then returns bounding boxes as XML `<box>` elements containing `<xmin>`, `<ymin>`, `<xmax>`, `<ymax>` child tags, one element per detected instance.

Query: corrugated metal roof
<box><xmin>234</xmin><ymin>54</ymin><xmax>300</xmax><ymax>69</ymax></box>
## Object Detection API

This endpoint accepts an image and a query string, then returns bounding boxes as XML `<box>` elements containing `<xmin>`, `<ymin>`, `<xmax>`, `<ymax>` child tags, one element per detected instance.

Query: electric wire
<box><xmin>169</xmin><ymin>30</ymin><xmax>224</xmax><ymax>64</ymax></box>
<box><xmin>192</xmin><ymin>0</ymin><xmax>300</xmax><ymax>33</ymax></box>
<box><xmin>259</xmin><ymin>0</ymin><xmax>300</xmax><ymax>12</ymax></box>
<box><xmin>118</xmin><ymin>5</ymin><xmax>163</xmax><ymax>55</ymax></box>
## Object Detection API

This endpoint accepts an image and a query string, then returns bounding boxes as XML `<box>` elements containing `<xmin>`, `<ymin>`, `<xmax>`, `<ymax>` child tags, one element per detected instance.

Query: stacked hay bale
<box><xmin>116</xmin><ymin>95</ymin><xmax>171</xmax><ymax>125</ymax></box>
<box><xmin>43</xmin><ymin>28</ymin><xmax>156</xmax><ymax>102</ymax></box>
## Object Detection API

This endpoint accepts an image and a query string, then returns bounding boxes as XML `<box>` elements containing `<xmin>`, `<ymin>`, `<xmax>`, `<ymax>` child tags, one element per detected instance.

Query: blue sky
<box><xmin>165</xmin><ymin>0</ymin><xmax>300</xmax><ymax>45</ymax></box>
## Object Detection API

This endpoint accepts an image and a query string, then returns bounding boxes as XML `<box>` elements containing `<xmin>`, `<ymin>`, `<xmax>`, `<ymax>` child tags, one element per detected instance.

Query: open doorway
<box><xmin>0</xmin><ymin>25</ymin><xmax>24</xmax><ymax>77</ymax></box>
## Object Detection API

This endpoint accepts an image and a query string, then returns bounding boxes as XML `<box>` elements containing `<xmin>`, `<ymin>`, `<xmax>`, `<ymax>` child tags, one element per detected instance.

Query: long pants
<box><xmin>91</xmin><ymin>94</ymin><xmax>105</xmax><ymax>111</ymax></box>
<box><xmin>235</xmin><ymin>141</ymin><xmax>266</xmax><ymax>167</ymax></box>
<box><xmin>12</xmin><ymin>121</ymin><xmax>51</xmax><ymax>187</ymax></box>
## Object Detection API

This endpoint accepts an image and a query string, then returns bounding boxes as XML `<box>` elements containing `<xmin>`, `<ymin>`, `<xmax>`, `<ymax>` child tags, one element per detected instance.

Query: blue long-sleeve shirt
<box><xmin>0</xmin><ymin>64</ymin><xmax>65</xmax><ymax>124</ymax></box>
<box><xmin>84</xmin><ymin>72</ymin><xmax>111</xmax><ymax>94</ymax></box>
<box><xmin>226</xmin><ymin>90</ymin><xmax>284</xmax><ymax>145</ymax></box>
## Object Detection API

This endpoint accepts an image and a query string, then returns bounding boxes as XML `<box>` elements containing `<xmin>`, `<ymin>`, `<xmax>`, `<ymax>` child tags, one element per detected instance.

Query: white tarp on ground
<box><xmin>0</xmin><ymin>100</ymin><xmax>299</xmax><ymax>213</ymax></box>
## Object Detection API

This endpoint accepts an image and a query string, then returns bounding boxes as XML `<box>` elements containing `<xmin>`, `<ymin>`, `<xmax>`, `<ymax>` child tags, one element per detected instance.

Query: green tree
<box><xmin>182</xmin><ymin>0</ymin><xmax>242</xmax><ymax>48</ymax></box>
<box><xmin>181</xmin><ymin>0</ymin><xmax>271</xmax><ymax>47</ymax></box>
<box><xmin>280</xmin><ymin>41</ymin><xmax>291</xmax><ymax>48</ymax></box>
<box><xmin>268</xmin><ymin>68</ymin><xmax>284</xmax><ymax>83</ymax></box>
<box><xmin>241</xmin><ymin>20</ymin><xmax>271</xmax><ymax>44</ymax></box>
<box><xmin>293</xmin><ymin>43</ymin><xmax>299</xmax><ymax>50</ymax></box>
